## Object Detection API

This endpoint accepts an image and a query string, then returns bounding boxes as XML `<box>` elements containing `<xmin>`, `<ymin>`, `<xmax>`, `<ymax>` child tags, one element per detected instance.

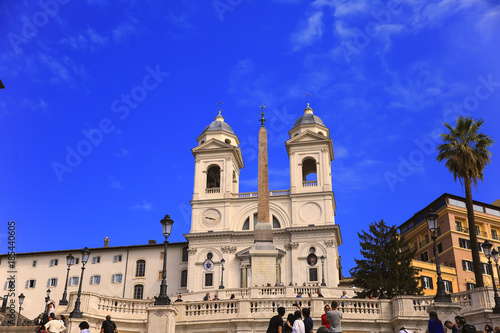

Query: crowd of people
<box><xmin>266</xmin><ymin>300</ymin><xmax>343</xmax><ymax>333</ymax></box>
<box><xmin>398</xmin><ymin>312</ymin><xmax>499</xmax><ymax>333</ymax></box>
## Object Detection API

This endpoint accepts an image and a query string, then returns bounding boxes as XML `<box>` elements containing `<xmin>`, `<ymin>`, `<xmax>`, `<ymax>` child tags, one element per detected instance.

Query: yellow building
<box><xmin>399</xmin><ymin>193</ymin><xmax>500</xmax><ymax>293</ymax></box>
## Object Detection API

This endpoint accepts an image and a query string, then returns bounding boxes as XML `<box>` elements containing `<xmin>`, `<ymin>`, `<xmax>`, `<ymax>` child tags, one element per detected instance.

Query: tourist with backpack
<box><xmin>101</xmin><ymin>315</ymin><xmax>118</xmax><ymax>333</ymax></box>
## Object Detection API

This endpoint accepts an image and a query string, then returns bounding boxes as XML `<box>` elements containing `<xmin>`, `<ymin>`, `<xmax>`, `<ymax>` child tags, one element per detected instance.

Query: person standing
<box><xmin>44</xmin><ymin>313</ymin><xmax>66</xmax><ymax>333</ymax></box>
<box><xmin>303</xmin><ymin>308</ymin><xmax>313</xmax><ymax>333</ymax></box>
<box><xmin>101</xmin><ymin>315</ymin><xmax>118</xmax><ymax>333</ymax></box>
<box><xmin>79</xmin><ymin>321</ymin><xmax>91</xmax><ymax>333</ymax></box>
<box><xmin>428</xmin><ymin>312</ymin><xmax>444</xmax><ymax>333</ymax></box>
<box><xmin>283</xmin><ymin>313</ymin><xmax>295</xmax><ymax>333</ymax></box>
<box><xmin>326</xmin><ymin>301</ymin><xmax>342</xmax><ymax>333</ymax></box>
<box><xmin>321</xmin><ymin>305</ymin><xmax>330</xmax><ymax>329</ymax></box>
<box><xmin>267</xmin><ymin>307</ymin><xmax>285</xmax><ymax>333</ymax></box>
<box><xmin>292</xmin><ymin>310</ymin><xmax>305</xmax><ymax>333</ymax></box>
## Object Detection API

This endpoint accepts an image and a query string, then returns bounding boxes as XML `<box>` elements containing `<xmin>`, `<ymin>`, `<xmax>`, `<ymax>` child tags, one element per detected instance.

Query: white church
<box><xmin>1</xmin><ymin>104</ymin><xmax>496</xmax><ymax>333</ymax></box>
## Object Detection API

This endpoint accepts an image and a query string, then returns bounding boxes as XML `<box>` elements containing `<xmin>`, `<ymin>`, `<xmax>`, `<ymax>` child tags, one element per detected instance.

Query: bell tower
<box><xmin>286</xmin><ymin>103</ymin><xmax>334</xmax><ymax>194</ymax></box>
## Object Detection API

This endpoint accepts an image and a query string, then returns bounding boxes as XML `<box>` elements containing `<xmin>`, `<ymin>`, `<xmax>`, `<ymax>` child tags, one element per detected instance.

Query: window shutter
<box><xmin>429</xmin><ymin>277</ymin><xmax>434</xmax><ymax>289</ymax></box>
<box><xmin>462</xmin><ymin>260</ymin><xmax>467</xmax><ymax>271</ymax></box>
<box><xmin>47</xmin><ymin>279</ymin><xmax>50</xmax><ymax>287</ymax></box>
<box><xmin>25</xmin><ymin>280</ymin><xmax>29</xmax><ymax>288</ymax></box>
<box><xmin>33</xmin><ymin>280</ymin><xmax>36</xmax><ymax>288</ymax></box>
<box><xmin>421</xmin><ymin>276</ymin><xmax>424</xmax><ymax>287</ymax></box>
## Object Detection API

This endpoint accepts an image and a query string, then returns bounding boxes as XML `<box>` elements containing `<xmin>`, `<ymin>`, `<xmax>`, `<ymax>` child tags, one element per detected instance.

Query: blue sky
<box><xmin>1</xmin><ymin>0</ymin><xmax>500</xmax><ymax>276</ymax></box>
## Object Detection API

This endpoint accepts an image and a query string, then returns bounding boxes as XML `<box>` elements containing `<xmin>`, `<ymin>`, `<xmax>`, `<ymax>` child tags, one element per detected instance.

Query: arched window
<box><xmin>206</xmin><ymin>165</ymin><xmax>221</xmax><ymax>188</ymax></box>
<box><xmin>243</xmin><ymin>214</ymin><xmax>281</xmax><ymax>230</ymax></box>
<box><xmin>180</xmin><ymin>270</ymin><xmax>188</xmax><ymax>288</ymax></box>
<box><xmin>136</xmin><ymin>260</ymin><xmax>146</xmax><ymax>277</ymax></box>
<box><xmin>133</xmin><ymin>284</ymin><xmax>144</xmax><ymax>299</ymax></box>
<box><xmin>302</xmin><ymin>158</ymin><xmax>317</xmax><ymax>182</ymax></box>
<box><xmin>182</xmin><ymin>247</ymin><xmax>188</xmax><ymax>262</ymax></box>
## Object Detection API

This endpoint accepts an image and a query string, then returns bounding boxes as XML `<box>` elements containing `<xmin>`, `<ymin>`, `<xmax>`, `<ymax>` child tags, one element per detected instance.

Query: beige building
<box><xmin>0</xmin><ymin>103</ymin><xmax>342</xmax><ymax>320</ymax></box>
<box><xmin>399</xmin><ymin>193</ymin><xmax>500</xmax><ymax>294</ymax></box>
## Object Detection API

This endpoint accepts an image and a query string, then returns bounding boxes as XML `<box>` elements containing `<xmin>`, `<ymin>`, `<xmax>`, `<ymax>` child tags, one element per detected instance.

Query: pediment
<box><xmin>286</xmin><ymin>130</ymin><xmax>330</xmax><ymax>144</ymax></box>
<box><xmin>192</xmin><ymin>138</ymin><xmax>234</xmax><ymax>152</ymax></box>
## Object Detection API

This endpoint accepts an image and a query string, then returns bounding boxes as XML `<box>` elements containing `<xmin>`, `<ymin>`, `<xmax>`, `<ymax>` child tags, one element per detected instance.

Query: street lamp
<box><xmin>320</xmin><ymin>255</ymin><xmax>326</xmax><ymax>286</ymax></box>
<box><xmin>482</xmin><ymin>241</ymin><xmax>500</xmax><ymax>313</ymax></box>
<box><xmin>44</xmin><ymin>289</ymin><xmax>51</xmax><ymax>311</ymax></box>
<box><xmin>16</xmin><ymin>293</ymin><xmax>25</xmax><ymax>326</ymax></box>
<box><xmin>219</xmin><ymin>258</ymin><xmax>225</xmax><ymax>289</ymax></box>
<box><xmin>69</xmin><ymin>247</ymin><xmax>91</xmax><ymax>318</ymax></box>
<box><xmin>425</xmin><ymin>210</ymin><xmax>451</xmax><ymax>302</ymax></box>
<box><xmin>59</xmin><ymin>253</ymin><xmax>74</xmax><ymax>305</ymax></box>
<box><xmin>155</xmin><ymin>214</ymin><xmax>174</xmax><ymax>305</ymax></box>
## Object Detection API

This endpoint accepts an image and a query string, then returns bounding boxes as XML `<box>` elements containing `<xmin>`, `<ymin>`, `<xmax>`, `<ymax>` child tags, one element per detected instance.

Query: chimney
<box><xmin>104</xmin><ymin>237</ymin><xmax>109</xmax><ymax>248</ymax></box>
<box><xmin>148</xmin><ymin>240</ymin><xmax>156</xmax><ymax>245</ymax></box>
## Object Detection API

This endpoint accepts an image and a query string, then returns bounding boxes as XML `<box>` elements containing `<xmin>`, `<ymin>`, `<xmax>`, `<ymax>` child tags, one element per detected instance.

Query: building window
<box><xmin>136</xmin><ymin>260</ymin><xmax>146</xmax><ymax>277</ymax></box>
<box><xmin>90</xmin><ymin>275</ymin><xmax>101</xmax><ymax>285</ymax></box>
<box><xmin>478</xmin><ymin>242</ymin><xmax>484</xmax><ymax>252</ymax></box>
<box><xmin>466</xmin><ymin>282</ymin><xmax>476</xmax><ymax>290</ymax></box>
<box><xmin>25</xmin><ymin>279</ymin><xmax>36</xmax><ymax>289</ymax></box>
<box><xmin>206</xmin><ymin>165</ymin><xmax>221</xmax><ymax>189</ymax></box>
<box><xmin>456</xmin><ymin>221</ymin><xmax>463</xmax><ymax>232</ymax></box>
<box><xmin>112</xmin><ymin>274</ymin><xmax>123</xmax><ymax>283</ymax></box>
<box><xmin>47</xmin><ymin>278</ymin><xmax>58</xmax><ymax>287</ymax></box>
<box><xmin>459</xmin><ymin>238</ymin><xmax>471</xmax><ymax>249</ymax></box>
<box><xmin>272</xmin><ymin>216</ymin><xmax>281</xmax><ymax>229</ymax></box>
<box><xmin>182</xmin><ymin>247</ymin><xmax>188</xmax><ymax>262</ymax></box>
<box><xmin>180</xmin><ymin>270</ymin><xmax>188</xmax><ymax>288</ymax></box>
<box><xmin>243</xmin><ymin>214</ymin><xmax>281</xmax><ymax>230</ymax></box>
<box><xmin>482</xmin><ymin>263</ymin><xmax>493</xmax><ymax>275</ymax></box>
<box><xmin>425</xmin><ymin>234</ymin><xmax>429</xmax><ymax>244</ymax></box>
<box><xmin>421</xmin><ymin>276</ymin><xmax>433</xmax><ymax>289</ymax></box>
<box><xmin>421</xmin><ymin>251</ymin><xmax>429</xmax><ymax>262</ymax></box>
<box><xmin>113</xmin><ymin>255</ymin><xmax>122</xmax><ymax>263</ymax></box>
<box><xmin>462</xmin><ymin>260</ymin><xmax>474</xmax><ymax>272</ymax></box>
<box><xmin>204</xmin><ymin>273</ymin><xmax>213</xmax><ymax>287</ymax></box>
<box><xmin>69</xmin><ymin>257</ymin><xmax>79</xmax><ymax>265</ymax></box>
<box><xmin>92</xmin><ymin>256</ymin><xmax>101</xmax><ymax>264</ymax></box>
<box><xmin>133</xmin><ymin>285</ymin><xmax>144</xmax><ymax>299</ymax></box>
<box><xmin>49</xmin><ymin>259</ymin><xmax>58</xmax><ymax>267</ymax></box>
<box><xmin>32</xmin><ymin>260</ymin><xmax>37</xmax><ymax>268</ymax></box>
<box><xmin>493</xmin><ymin>229</ymin><xmax>499</xmax><ymax>240</ymax></box>
<box><xmin>69</xmin><ymin>277</ymin><xmax>79</xmax><ymax>286</ymax></box>
<box><xmin>309</xmin><ymin>268</ymin><xmax>318</xmax><ymax>282</ymax></box>
<box><xmin>443</xmin><ymin>280</ymin><xmax>453</xmax><ymax>293</ymax></box>
<box><xmin>302</xmin><ymin>157</ymin><xmax>317</xmax><ymax>182</ymax></box>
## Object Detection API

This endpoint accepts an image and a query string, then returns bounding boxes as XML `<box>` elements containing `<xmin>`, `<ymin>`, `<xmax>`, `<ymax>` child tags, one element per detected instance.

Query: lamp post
<box><xmin>44</xmin><ymin>288</ymin><xmax>51</xmax><ymax>312</ymax></box>
<box><xmin>16</xmin><ymin>293</ymin><xmax>25</xmax><ymax>326</ymax></box>
<box><xmin>482</xmin><ymin>241</ymin><xmax>500</xmax><ymax>313</ymax></box>
<box><xmin>59</xmin><ymin>254</ymin><xmax>74</xmax><ymax>305</ymax></box>
<box><xmin>320</xmin><ymin>255</ymin><xmax>326</xmax><ymax>286</ymax></box>
<box><xmin>425</xmin><ymin>210</ymin><xmax>451</xmax><ymax>302</ymax></box>
<box><xmin>219</xmin><ymin>258</ymin><xmax>225</xmax><ymax>289</ymax></box>
<box><xmin>69</xmin><ymin>247</ymin><xmax>91</xmax><ymax>318</ymax></box>
<box><xmin>155</xmin><ymin>214</ymin><xmax>174</xmax><ymax>305</ymax></box>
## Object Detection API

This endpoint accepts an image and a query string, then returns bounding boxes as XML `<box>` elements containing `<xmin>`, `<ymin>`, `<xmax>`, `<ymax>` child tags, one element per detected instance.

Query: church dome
<box><xmin>291</xmin><ymin>103</ymin><xmax>324</xmax><ymax>129</ymax></box>
<box><xmin>201</xmin><ymin>113</ymin><xmax>234</xmax><ymax>134</ymax></box>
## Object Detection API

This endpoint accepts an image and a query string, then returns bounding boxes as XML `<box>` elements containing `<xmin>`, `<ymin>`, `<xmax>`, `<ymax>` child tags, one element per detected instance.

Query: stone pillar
<box><xmin>146</xmin><ymin>305</ymin><xmax>178</xmax><ymax>333</ymax></box>
<box><xmin>276</xmin><ymin>260</ymin><xmax>281</xmax><ymax>285</ymax></box>
<box><xmin>241</xmin><ymin>265</ymin><xmax>247</xmax><ymax>288</ymax></box>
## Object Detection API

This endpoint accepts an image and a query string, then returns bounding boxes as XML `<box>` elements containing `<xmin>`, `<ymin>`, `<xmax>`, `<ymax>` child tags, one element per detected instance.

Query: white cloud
<box><xmin>131</xmin><ymin>201</ymin><xmax>153</xmax><ymax>211</ymax></box>
<box><xmin>290</xmin><ymin>11</ymin><xmax>324</xmax><ymax>51</ymax></box>
<box><xmin>109</xmin><ymin>176</ymin><xmax>124</xmax><ymax>190</ymax></box>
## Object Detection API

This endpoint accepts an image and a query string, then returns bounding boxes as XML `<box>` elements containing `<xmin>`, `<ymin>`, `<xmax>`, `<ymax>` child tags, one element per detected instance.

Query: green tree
<box><xmin>437</xmin><ymin>116</ymin><xmax>494</xmax><ymax>287</ymax></box>
<box><xmin>350</xmin><ymin>220</ymin><xmax>423</xmax><ymax>298</ymax></box>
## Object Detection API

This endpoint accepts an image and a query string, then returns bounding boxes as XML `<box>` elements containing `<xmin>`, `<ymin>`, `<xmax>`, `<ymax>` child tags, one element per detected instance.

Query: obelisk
<box><xmin>249</xmin><ymin>105</ymin><xmax>279</xmax><ymax>286</ymax></box>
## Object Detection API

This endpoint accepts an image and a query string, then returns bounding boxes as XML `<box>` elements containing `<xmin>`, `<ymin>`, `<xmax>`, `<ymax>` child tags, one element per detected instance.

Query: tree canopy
<box><xmin>350</xmin><ymin>220</ymin><xmax>423</xmax><ymax>298</ymax></box>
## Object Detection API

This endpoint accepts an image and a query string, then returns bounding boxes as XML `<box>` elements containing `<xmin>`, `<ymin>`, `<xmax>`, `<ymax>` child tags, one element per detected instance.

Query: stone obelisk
<box><xmin>249</xmin><ymin>105</ymin><xmax>279</xmax><ymax>286</ymax></box>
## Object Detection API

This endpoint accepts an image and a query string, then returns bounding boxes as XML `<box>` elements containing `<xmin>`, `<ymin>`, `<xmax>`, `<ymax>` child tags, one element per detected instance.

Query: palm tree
<box><xmin>437</xmin><ymin>116</ymin><xmax>494</xmax><ymax>287</ymax></box>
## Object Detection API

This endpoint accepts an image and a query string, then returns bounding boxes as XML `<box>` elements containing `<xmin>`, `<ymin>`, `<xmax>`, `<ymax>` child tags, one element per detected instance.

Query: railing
<box><xmin>183</xmin><ymin>300</ymin><xmax>238</xmax><ymax>316</ymax></box>
<box><xmin>259</xmin><ymin>286</ymin><xmax>286</xmax><ymax>296</ymax></box>
<box><xmin>206</xmin><ymin>188</ymin><xmax>220</xmax><ymax>194</ymax></box>
<box><xmin>477</xmin><ymin>231</ymin><xmax>488</xmax><ymax>237</ymax></box>
<box><xmin>294</xmin><ymin>286</ymin><xmax>319</xmax><ymax>296</ymax></box>
<box><xmin>97</xmin><ymin>295</ymin><xmax>153</xmax><ymax>315</ymax></box>
<box><xmin>302</xmin><ymin>180</ymin><xmax>318</xmax><ymax>187</ymax></box>
<box><xmin>223</xmin><ymin>288</ymin><xmax>250</xmax><ymax>298</ymax></box>
<box><xmin>235</xmin><ymin>190</ymin><xmax>291</xmax><ymax>198</ymax></box>
<box><xmin>338</xmin><ymin>299</ymin><xmax>380</xmax><ymax>315</ymax></box>
<box><xmin>411</xmin><ymin>298</ymin><xmax>432</xmax><ymax>312</ymax></box>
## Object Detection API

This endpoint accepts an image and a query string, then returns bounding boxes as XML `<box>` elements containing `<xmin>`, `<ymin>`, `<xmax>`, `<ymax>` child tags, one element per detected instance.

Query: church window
<box><xmin>180</xmin><ymin>270</ymin><xmax>188</xmax><ymax>288</ymax></box>
<box><xmin>308</xmin><ymin>268</ymin><xmax>318</xmax><ymax>282</ymax></box>
<box><xmin>243</xmin><ymin>217</ymin><xmax>250</xmax><ymax>230</ymax></box>
<box><xmin>225</xmin><ymin>139</ymin><xmax>231</xmax><ymax>144</ymax></box>
<box><xmin>204</xmin><ymin>273</ymin><xmax>213</xmax><ymax>287</ymax></box>
<box><xmin>273</xmin><ymin>216</ymin><xmax>281</xmax><ymax>229</ymax></box>
<box><xmin>133</xmin><ymin>284</ymin><xmax>144</xmax><ymax>299</ymax></box>
<box><xmin>206</xmin><ymin>165</ymin><xmax>221</xmax><ymax>188</ymax></box>
<box><xmin>136</xmin><ymin>260</ymin><xmax>146</xmax><ymax>277</ymax></box>
<box><xmin>182</xmin><ymin>247</ymin><xmax>188</xmax><ymax>262</ymax></box>
<box><xmin>302</xmin><ymin>158</ymin><xmax>317</xmax><ymax>182</ymax></box>
<box><xmin>318</xmin><ymin>131</ymin><xmax>324</xmax><ymax>136</ymax></box>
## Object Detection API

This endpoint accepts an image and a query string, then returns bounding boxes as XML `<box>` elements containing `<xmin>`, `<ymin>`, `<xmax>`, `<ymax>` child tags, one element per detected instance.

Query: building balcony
<box><xmin>302</xmin><ymin>180</ymin><xmax>318</xmax><ymax>187</ymax></box>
